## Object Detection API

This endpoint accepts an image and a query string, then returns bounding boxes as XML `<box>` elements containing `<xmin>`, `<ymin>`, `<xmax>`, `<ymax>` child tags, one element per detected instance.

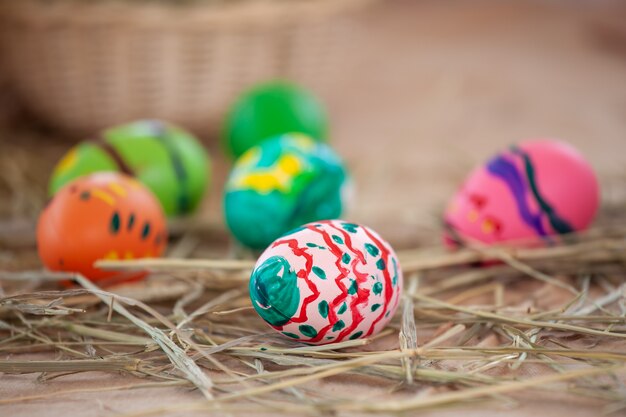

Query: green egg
<box><xmin>221</xmin><ymin>81</ymin><xmax>328</xmax><ymax>159</ymax></box>
<box><xmin>49</xmin><ymin>120</ymin><xmax>210</xmax><ymax>217</ymax></box>
<box><xmin>223</xmin><ymin>133</ymin><xmax>350</xmax><ymax>250</ymax></box>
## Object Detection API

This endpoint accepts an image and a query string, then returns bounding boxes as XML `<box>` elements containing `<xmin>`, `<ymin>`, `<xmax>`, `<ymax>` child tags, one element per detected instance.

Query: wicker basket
<box><xmin>0</xmin><ymin>0</ymin><xmax>374</xmax><ymax>136</ymax></box>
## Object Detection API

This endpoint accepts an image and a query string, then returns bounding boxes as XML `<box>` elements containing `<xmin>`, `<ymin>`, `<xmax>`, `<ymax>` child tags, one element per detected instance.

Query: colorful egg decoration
<box><xmin>224</xmin><ymin>133</ymin><xmax>351</xmax><ymax>250</ymax></box>
<box><xmin>221</xmin><ymin>81</ymin><xmax>328</xmax><ymax>159</ymax></box>
<box><xmin>249</xmin><ymin>220</ymin><xmax>402</xmax><ymax>344</ymax></box>
<box><xmin>49</xmin><ymin>119</ymin><xmax>210</xmax><ymax>217</ymax></box>
<box><xmin>37</xmin><ymin>172</ymin><xmax>167</xmax><ymax>285</ymax></box>
<box><xmin>443</xmin><ymin>139</ymin><xmax>599</xmax><ymax>246</ymax></box>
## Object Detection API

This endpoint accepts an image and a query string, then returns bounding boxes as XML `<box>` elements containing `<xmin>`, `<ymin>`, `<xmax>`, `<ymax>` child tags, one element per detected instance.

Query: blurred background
<box><xmin>0</xmin><ymin>0</ymin><xmax>625</xmax><ymax>251</ymax></box>
<box><xmin>1</xmin><ymin>2</ymin><xmax>626</xmax><ymax>415</ymax></box>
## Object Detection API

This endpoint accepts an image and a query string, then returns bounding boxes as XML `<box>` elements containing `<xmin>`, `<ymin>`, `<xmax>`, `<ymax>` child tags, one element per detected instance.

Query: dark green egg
<box><xmin>221</xmin><ymin>81</ymin><xmax>328</xmax><ymax>159</ymax></box>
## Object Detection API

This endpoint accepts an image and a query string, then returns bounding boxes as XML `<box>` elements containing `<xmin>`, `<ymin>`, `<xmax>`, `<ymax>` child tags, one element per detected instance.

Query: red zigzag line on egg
<box><xmin>305</xmin><ymin>222</ymin><xmax>371</xmax><ymax>343</ymax></box>
<box><xmin>327</xmin><ymin>223</ymin><xmax>372</xmax><ymax>342</ymax></box>
<box><xmin>305</xmin><ymin>223</ymin><xmax>351</xmax><ymax>342</ymax></box>
<box><xmin>336</xmin><ymin>259</ymin><xmax>370</xmax><ymax>342</ymax></box>
<box><xmin>270</xmin><ymin>238</ymin><xmax>317</xmax><ymax>325</ymax></box>
<box><xmin>361</xmin><ymin>228</ymin><xmax>394</xmax><ymax>337</ymax></box>
<box><xmin>327</xmin><ymin>222</ymin><xmax>366</xmax><ymax>264</ymax></box>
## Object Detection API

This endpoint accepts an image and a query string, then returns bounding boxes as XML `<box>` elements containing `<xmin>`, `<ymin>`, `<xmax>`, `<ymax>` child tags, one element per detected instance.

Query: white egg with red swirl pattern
<box><xmin>249</xmin><ymin>220</ymin><xmax>403</xmax><ymax>344</ymax></box>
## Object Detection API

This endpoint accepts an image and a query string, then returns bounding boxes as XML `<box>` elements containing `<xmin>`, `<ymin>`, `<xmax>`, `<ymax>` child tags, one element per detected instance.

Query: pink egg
<box><xmin>249</xmin><ymin>220</ymin><xmax>403</xmax><ymax>344</ymax></box>
<box><xmin>443</xmin><ymin>139</ymin><xmax>600</xmax><ymax>246</ymax></box>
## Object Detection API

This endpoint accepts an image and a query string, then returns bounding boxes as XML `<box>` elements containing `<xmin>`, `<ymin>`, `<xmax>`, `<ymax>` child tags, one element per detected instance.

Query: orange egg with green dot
<box><xmin>37</xmin><ymin>172</ymin><xmax>167</xmax><ymax>286</ymax></box>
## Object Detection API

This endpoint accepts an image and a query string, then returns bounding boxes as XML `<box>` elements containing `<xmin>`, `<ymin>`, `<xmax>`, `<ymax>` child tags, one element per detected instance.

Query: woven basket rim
<box><xmin>0</xmin><ymin>0</ymin><xmax>377</xmax><ymax>29</ymax></box>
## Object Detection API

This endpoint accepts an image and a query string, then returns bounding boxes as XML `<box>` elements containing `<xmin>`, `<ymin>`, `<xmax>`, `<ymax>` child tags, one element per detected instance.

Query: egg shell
<box><xmin>221</xmin><ymin>81</ymin><xmax>328</xmax><ymax>159</ymax></box>
<box><xmin>49</xmin><ymin>119</ymin><xmax>210</xmax><ymax>217</ymax></box>
<box><xmin>38</xmin><ymin>172</ymin><xmax>168</xmax><ymax>285</ymax></box>
<box><xmin>224</xmin><ymin>133</ymin><xmax>350</xmax><ymax>250</ymax></box>
<box><xmin>249</xmin><ymin>220</ymin><xmax>403</xmax><ymax>344</ymax></box>
<box><xmin>444</xmin><ymin>139</ymin><xmax>599</xmax><ymax>246</ymax></box>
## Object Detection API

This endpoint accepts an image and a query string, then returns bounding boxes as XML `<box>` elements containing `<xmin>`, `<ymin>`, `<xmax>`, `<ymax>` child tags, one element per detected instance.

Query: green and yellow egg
<box><xmin>224</xmin><ymin>133</ymin><xmax>351</xmax><ymax>250</ymax></box>
<box><xmin>49</xmin><ymin>120</ymin><xmax>210</xmax><ymax>217</ymax></box>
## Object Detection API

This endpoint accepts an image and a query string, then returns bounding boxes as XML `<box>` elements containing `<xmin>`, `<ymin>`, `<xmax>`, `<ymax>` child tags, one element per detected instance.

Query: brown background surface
<box><xmin>2</xmin><ymin>0</ymin><xmax>626</xmax><ymax>416</ymax></box>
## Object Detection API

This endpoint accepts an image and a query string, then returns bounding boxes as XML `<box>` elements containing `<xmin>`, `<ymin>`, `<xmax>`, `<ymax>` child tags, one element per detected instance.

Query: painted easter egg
<box><xmin>249</xmin><ymin>220</ymin><xmax>403</xmax><ymax>344</ymax></box>
<box><xmin>221</xmin><ymin>81</ymin><xmax>328</xmax><ymax>159</ymax></box>
<box><xmin>37</xmin><ymin>172</ymin><xmax>167</xmax><ymax>285</ymax></box>
<box><xmin>443</xmin><ymin>139</ymin><xmax>599</xmax><ymax>246</ymax></box>
<box><xmin>49</xmin><ymin>119</ymin><xmax>210</xmax><ymax>217</ymax></box>
<box><xmin>224</xmin><ymin>133</ymin><xmax>350</xmax><ymax>250</ymax></box>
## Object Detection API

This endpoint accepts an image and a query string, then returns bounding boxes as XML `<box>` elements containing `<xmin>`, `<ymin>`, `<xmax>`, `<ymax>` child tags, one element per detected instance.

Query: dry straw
<box><xmin>1</xmin><ymin>223</ymin><xmax>626</xmax><ymax>415</ymax></box>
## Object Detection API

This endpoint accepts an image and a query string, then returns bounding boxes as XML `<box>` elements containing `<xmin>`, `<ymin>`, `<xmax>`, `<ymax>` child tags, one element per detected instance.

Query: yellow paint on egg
<box><xmin>53</xmin><ymin>147</ymin><xmax>79</xmax><ymax>175</ymax></box>
<box><xmin>238</xmin><ymin>147</ymin><xmax>260</xmax><ymax>168</ymax></box>
<box><xmin>91</xmin><ymin>189</ymin><xmax>116</xmax><ymax>206</ymax></box>
<box><xmin>238</xmin><ymin>173</ymin><xmax>286</xmax><ymax>193</ymax></box>
<box><xmin>290</xmin><ymin>133</ymin><xmax>316</xmax><ymax>150</ymax></box>
<box><xmin>481</xmin><ymin>220</ymin><xmax>495</xmax><ymax>234</ymax></box>
<box><xmin>103</xmin><ymin>250</ymin><xmax>119</xmax><ymax>260</ymax></box>
<box><xmin>230</xmin><ymin>153</ymin><xmax>304</xmax><ymax>194</ymax></box>
<box><xmin>108</xmin><ymin>182</ymin><xmax>128</xmax><ymax>198</ymax></box>
<box><xmin>277</xmin><ymin>154</ymin><xmax>301</xmax><ymax>175</ymax></box>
